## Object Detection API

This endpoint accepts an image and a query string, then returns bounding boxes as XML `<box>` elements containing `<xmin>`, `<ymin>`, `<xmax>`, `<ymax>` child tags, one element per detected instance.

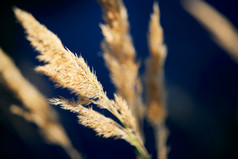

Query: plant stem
<box><xmin>101</xmin><ymin>95</ymin><xmax>150</xmax><ymax>158</ymax></box>
<box><xmin>126</xmin><ymin>128</ymin><xmax>150</xmax><ymax>159</ymax></box>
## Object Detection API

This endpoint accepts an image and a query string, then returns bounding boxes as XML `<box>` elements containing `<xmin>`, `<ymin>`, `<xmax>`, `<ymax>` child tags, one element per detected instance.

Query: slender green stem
<box><xmin>126</xmin><ymin>128</ymin><xmax>150</xmax><ymax>159</ymax></box>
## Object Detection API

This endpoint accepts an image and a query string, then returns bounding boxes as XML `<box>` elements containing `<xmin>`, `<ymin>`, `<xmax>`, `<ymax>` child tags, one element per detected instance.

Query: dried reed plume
<box><xmin>146</xmin><ymin>2</ymin><xmax>167</xmax><ymax>125</ymax></box>
<box><xmin>98</xmin><ymin>0</ymin><xmax>144</xmax><ymax>122</ymax></box>
<box><xmin>0</xmin><ymin>48</ymin><xmax>82</xmax><ymax>159</ymax></box>
<box><xmin>14</xmin><ymin>7</ymin><xmax>149</xmax><ymax>159</ymax></box>
<box><xmin>50</xmin><ymin>97</ymin><xmax>130</xmax><ymax>140</ymax></box>
<box><xmin>145</xmin><ymin>2</ymin><xmax>168</xmax><ymax>159</ymax></box>
<box><xmin>182</xmin><ymin>0</ymin><xmax>238</xmax><ymax>63</ymax></box>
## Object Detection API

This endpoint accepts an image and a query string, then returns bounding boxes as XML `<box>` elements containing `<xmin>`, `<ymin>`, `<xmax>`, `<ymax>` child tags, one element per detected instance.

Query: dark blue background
<box><xmin>0</xmin><ymin>0</ymin><xmax>238</xmax><ymax>159</ymax></box>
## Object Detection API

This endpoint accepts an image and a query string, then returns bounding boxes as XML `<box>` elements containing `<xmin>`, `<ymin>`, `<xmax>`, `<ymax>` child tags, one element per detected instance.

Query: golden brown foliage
<box><xmin>14</xmin><ymin>7</ymin><xmax>149</xmax><ymax>158</ymax></box>
<box><xmin>144</xmin><ymin>3</ymin><xmax>169</xmax><ymax>159</ymax></box>
<box><xmin>5</xmin><ymin>1</ymin><xmax>238</xmax><ymax>159</ymax></box>
<box><xmin>0</xmin><ymin>48</ymin><xmax>82</xmax><ymax>159</ymax></box>
<box><xmin>98</xmin><ymin>0</ymin><xmax>144</xmax><ymax>122</ymax></box>
<box><xmin>182</xmin><ymin>0</ymin><xmax>238</xmax><ymax>62</ymax></box>
<box><xmin>50</xmin><ymin>98</ymin><xmax>130</xmax><ymax>140</ymax></box>
<box><xmin>145</xmin><ymin>2</ymin><xmax>167</xmax><ymax>125</ymax></box>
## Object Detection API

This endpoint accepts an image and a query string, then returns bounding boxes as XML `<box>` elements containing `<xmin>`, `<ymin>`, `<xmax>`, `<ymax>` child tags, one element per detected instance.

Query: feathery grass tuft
<box><xmin>98</xmin><ymin>0</ymin><xmax>145</xmax><ymax>124</ymax></box>
<box><xmin>146</xmin><ymin>2</ymin><xmax>167</xmax><ymax>125</ymax></box>
<box><xmin>14</xmin><ymin>7</ymin><xmax>149</xmax><ymax>159</ymax></box>
<box><xmin>145</xmin><ymin>2</ymin><xmax>169</xmax><ymax>159</ymax></box>
<box><xmin>50</xmin><ymin>98</ymin><xmax>130</xmax><ymax>140</ymax></box>
<box><xmin>0</xmin><ymin>48</ymin><xmax>82</xmax><ymax>159</ymax></box>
